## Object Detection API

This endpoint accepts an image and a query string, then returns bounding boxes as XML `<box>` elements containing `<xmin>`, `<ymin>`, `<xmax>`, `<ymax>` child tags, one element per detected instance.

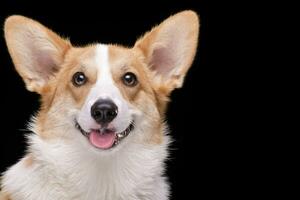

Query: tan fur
<box><xmin>56</xmin><ymin>46</ymin><xmax>98</xmax><ymax>106</ymax></box>
<box><xmin>0</xmin><ymin>191</ymin><xmax>11</xmax><ymax>200</ymax></box>
<box><xmin>23</xmin><ymin>154</ymin><xmax>34</xmax><ymax>168</ymax></box>
<box><xmin>108</xmin><ymin>46</ymin><xmax>155</xmax><ymax>103</ymax></box>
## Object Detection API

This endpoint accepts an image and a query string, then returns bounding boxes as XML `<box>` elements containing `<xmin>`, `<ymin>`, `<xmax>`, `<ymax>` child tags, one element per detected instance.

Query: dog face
<box><xmin>4</xmin><ymin>11</ymin><xmax>199</xmax><ymax>151</ymax></box>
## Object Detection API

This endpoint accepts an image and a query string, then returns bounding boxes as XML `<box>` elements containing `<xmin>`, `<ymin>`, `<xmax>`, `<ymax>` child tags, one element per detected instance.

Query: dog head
<box><xmin>4</xmin><ymin>11</ymin><xmax>199</xmax><ymax>152</ymax></box>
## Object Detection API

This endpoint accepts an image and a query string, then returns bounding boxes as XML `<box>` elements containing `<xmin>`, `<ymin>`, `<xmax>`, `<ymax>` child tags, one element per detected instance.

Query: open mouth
<box><xmin>75</xmin><ymin>120</ymin><xmax>134</xmax><ymax>149</ymax></box>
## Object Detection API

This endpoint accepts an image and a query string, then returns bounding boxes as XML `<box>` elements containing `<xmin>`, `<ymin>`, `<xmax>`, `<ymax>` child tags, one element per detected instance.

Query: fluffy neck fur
<box><xmin>2</xmin><ymin>122</ymin><xmax>170</xmax><ymax>200</ymax></box>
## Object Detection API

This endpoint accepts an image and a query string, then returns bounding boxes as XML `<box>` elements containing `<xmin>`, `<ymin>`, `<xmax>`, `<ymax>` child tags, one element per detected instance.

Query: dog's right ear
<box><xmin>4</xmin><ymin>15</ymin><xmax>71</xmax><ymax>93</ymax></box>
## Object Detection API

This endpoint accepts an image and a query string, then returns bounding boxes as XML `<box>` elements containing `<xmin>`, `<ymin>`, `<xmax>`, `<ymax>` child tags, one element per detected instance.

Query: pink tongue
<box><xmin>89</xmin><ymin>131</ymin><xmax>116</xmax><ymax>149</ymax></box>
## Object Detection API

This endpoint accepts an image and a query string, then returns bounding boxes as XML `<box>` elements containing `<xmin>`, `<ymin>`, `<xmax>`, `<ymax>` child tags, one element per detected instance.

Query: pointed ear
<box><xmin>4</xmin><ymin>15</ymin><xmax>71</xmax><ymax>93</ymax></box>
<box><xmin>134</xmin><ymin>10</ymin><xmax>199</xmax><ymax>91</ymax></box>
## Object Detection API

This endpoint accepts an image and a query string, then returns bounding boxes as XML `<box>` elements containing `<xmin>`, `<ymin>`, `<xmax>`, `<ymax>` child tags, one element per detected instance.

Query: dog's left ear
<box><xmin>134</xmin><ymin>10</ymin><xmax>199</xmax><ymax>91</ymax></box>
<box><xmin>4</xmin><ymin>15</ymin><xmax>71</xmax><ymax>93</ymax></box>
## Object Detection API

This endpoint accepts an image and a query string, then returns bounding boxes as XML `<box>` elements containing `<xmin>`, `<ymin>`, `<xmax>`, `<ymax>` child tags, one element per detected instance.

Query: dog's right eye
<box><xmin>72</xmin><ymin>72</ymin><xmax>87</xmax><ymax>86</ymax></box>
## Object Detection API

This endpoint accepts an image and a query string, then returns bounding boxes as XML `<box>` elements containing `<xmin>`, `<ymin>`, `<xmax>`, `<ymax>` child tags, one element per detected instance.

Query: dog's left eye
<box><xmin>72</xmin><ymin>72</ymin><xmax>87</xmax><ymax>86</ymax></box>
<box><xmin>122</xmin><ymin>72</ymin><xmax>138</xmax><ymax>87</ymax></box>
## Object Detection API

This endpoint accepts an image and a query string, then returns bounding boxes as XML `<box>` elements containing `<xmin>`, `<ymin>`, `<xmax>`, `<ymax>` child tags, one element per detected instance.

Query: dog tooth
<box><xmin>115</xmin><ymin>139</ymin><xmax>119</xmax><ymax>145</ymax></box>
<box><xmin>117</xmin><ymin>133</ymin><xmax>124</xmax><ymax>138</ymax></box>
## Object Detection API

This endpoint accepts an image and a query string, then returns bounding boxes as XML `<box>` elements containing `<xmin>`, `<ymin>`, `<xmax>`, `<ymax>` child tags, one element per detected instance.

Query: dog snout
<box><xmin>91</xmin><ymin>99</ymin><xmax>118</xmax><ymax>124</ymax></box>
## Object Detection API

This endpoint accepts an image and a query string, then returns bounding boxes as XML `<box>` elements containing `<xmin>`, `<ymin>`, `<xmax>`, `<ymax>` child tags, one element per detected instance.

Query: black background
<box><xmin>0</xmin><ymin>0</ymin><xmax>211</xmax><ymax>199</ymax></box>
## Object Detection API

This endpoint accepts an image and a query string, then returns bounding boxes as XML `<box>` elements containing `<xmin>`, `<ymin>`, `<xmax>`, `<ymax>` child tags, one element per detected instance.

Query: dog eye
<box><xmin>122</xmin><ymin>72</ymin><xmax>138</xmax><ymax>87</ymax></box>
<box><xmin>72</xmin><ymin>72</ymin><xmax>87</xmax><ymax>86</ymax></box>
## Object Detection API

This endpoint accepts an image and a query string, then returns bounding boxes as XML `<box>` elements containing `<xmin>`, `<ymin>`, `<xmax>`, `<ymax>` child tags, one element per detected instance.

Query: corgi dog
<box><xmin>0</xmin><ymin>10</ymin><xmax>199</xmax><ymax>200</ymax></box>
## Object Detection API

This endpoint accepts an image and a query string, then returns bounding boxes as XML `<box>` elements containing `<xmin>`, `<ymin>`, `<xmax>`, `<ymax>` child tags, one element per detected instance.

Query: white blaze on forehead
<box><xmin>77</xmin><ymin>44</ymin><xmax>132</xmax><ymax>132</ymax></box>
<box><xmin>94</xmin><ymin>44</ymin><xmax>122</xmax><ymax>103</ymax></box>
<box><xmin>83</xmin><ymin>44</ymin><xmax>117</xmax><ymax>102</ymax></box>
<box><xmin>95</xmin><ymin>44</ymin><xmax>113</xmax><ymax>84</ymax></box>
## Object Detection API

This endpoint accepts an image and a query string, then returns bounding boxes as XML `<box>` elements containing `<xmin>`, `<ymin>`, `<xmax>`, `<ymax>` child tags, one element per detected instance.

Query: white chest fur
<box><xmin>2</xmin><ymin>134</ymin><xmax>170</xmax><ymax>200</ymax></box>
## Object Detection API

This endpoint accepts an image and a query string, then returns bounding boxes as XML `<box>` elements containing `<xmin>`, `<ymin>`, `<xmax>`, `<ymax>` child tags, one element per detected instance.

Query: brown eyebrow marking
<box><xmin>120</xmin><ymin>65</ymin><xmax>129</xmax><ymax>71</ymax></box>
<box><xmin>78</xmin><ymin>64</ymin><xmax>87</xmax><ymax>71</ymax></box>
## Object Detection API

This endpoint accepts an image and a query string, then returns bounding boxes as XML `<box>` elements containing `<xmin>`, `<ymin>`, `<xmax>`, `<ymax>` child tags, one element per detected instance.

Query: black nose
<box><xmin>91</xmin><ymin>100</ymin><xmax>118</xmax><ymax>124</ymax></box>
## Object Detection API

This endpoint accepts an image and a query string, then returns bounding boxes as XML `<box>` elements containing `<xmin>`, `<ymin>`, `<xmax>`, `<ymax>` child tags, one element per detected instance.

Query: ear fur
<box><xmin>134</xmin><ymin>10</ymin><xmax>199</xmax><ymax>91</ymax></box>
<box><xmin>4</xmin><ymin>15</ymin><xmax>71</xmax><ymax>93</ymax></box>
